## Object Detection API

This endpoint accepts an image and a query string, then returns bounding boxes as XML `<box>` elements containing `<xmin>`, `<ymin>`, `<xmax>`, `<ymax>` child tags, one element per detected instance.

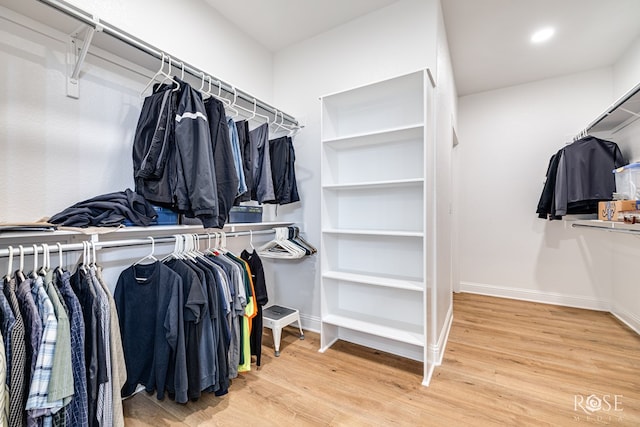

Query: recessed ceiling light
<box><xmin>531</xmin><ymin>27</ymin><xmax>555</xmax><ymax>44</ymax></box>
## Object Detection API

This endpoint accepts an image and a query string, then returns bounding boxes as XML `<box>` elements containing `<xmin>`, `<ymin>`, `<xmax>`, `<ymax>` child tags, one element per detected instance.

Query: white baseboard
<box><xmin>429</xmin><ymin>304</ymin><xmax>453</xmax><ymax>366</ymax></box>
<box><xmin>459</xmin><ymin>281</ymin><xmax>611</xmax><ymax>311</ymax></box>
<box><xmin>299</xmin><ymin>313</ymin><xmax>321</xmax><ymax>333</ymax></box>
<box><xmin>611</xmin><ymin>305</ymin><xmax>640</xmax><ymax>335</ymax></box>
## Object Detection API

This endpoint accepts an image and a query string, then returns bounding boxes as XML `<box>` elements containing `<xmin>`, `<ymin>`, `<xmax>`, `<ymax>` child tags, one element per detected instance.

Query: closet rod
<box><xmin>37</xmin><ymin>0</ymin><xmax>299</xmax><ymax>128</ymax></box>
<box><xmin>0</xmin><ymin>229</ymin><xmax>275</xmax><ymax>258</ymax></box>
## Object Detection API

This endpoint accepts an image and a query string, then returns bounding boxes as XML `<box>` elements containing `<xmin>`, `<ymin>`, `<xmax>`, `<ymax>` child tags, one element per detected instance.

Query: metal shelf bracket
<box><xmin>66</xmin><ymin>20</ymin><xmax>102</xmax><ymax>98</ymax></box>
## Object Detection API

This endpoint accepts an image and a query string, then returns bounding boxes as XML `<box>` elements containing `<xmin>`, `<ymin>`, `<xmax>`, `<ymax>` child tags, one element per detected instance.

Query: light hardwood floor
<box><xmin>122</xmin><ymin>293</ymin><xmax>640</xmax><ymax>426</ymax></box>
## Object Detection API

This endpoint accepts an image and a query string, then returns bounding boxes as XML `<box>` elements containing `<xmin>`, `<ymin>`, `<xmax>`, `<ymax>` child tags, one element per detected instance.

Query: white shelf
<box><xmin>322</xmin><ymin>178</ymin><xmax>423</xmax><ymax>190</ymax></box>
<box><xmin>0</xmin><ymin>221</ymin><xmax>293</xmax><ymax>241</ymax></box>
<box><xmin>321</xmin><ymin>71</ymin><xmax>424</xmax><ymax>140</ymax></box>
<box><xmin>321</xmin><ymin>124</ymin><xmax>424</xmax><ymax>145</ymax></box>
<box><xmin>322</xmin><ymin>313</ymin><xmax>424</xmax><ymax>347</ymax></box>
<box><xmin>320</xmin><ymin>69</ymin><xmax>436</xmax><ymax>385</ymax></box>
<box><xmin>322</xmin><ymin>270</ymin><xmax>423</xmax><ymax>292</ymax></box>
<box><xmin>322</xmin><ymin>229</ymin><xmax>424</xmax><ymax>238</ymax></box>
<box><xmin>571</xmin><ymin>219</ymin><xmax>640</xmax><ymax>234</ymax></box>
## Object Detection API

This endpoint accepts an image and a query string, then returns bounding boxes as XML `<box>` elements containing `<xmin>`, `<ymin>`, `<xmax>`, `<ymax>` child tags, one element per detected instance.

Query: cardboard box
<box><xmin>598</xmin><ymin>200</ymin><xmax>640</xmax><ymax>221</ymax></box>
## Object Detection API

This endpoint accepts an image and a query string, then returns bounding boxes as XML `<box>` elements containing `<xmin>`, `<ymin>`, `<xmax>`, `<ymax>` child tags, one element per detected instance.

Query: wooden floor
<box><xmin>122</xmin><ymin>293</ymin><xmax>640</xmax><ymax>426</ymax></box>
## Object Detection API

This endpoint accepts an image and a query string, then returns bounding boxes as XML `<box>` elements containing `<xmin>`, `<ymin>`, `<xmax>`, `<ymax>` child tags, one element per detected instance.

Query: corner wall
<box><xmin>272</xmin><ymin>0</ymin><xmax>441</xmax><ymax>329</ymax></box>
<box><xmin>457</xmin><ymin>68</ymin><xmax>615</xmax><ymax>310</ymax></box>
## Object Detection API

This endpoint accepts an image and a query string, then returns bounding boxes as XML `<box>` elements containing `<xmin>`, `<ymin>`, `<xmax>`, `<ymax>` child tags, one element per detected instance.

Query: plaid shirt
<box><xmin>0</xmin><ymin>332</ymin><xmax>7</xmax><ymax>427</ymax></box>
<box><xmin>16</xmin><ymin>278</ymin><xmax>42</xmax><ymax>427</ymax></box>
<box><xmin>56</xmin><ymin>271</ymin><xmax>88</xmax><ymax>427</ymax></box>
<box><xmin>25</xmin><ymin>276</ymin><xmax>64</xmax><ymax>424</ymax></box>
<box><xmin>4</xmin><ymin>278</ymin><xmax>27</xmax><ymax>427</ymax></box>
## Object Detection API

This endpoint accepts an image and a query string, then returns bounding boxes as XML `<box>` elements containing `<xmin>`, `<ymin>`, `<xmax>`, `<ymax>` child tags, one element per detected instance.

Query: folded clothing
<box><xmin>49</xmin><ymin>189</ymin><xmax>157</xmax><ymax>227</ymax></box>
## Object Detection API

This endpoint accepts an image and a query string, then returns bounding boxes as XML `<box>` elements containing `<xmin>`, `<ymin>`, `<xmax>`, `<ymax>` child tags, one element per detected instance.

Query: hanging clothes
<box><xmin>268</xmin><ymin>136</ymin><xmax>300</xmax><ymax>205</ymax></box>
<box><xmin>114</xmin><ymin>262</ymin><xmax>188</xmax><ymax>404</ymax></box>
<box><xmin>43</xmin><ymin>271</ymin><xmax>74</xmax><ymax>411</ymax></box>
<box><xmin>228</xmin><ymin>118</ymin><xmax>248</xmax><ymax>198</ymax></box>
<box><xmin>163</xmin><ymin>259</ymin><xmax>205</xmax><ymax>401</ymax></box>
<box><xmin>240</xmin><ymin>250</ymin><xmax>268</xmax><ymax>367</ymax></box>
<box><xmin>132</xmin><ymin>84</ymin><xmax>178</xmax><ymax>207</ymax></box>
<box><xmin>15</xmin><ymin>277</ymin><xmax>41</xmax><ymax>427</ymax></box>
<box><xmin>70</xmin><ymin>266</ymin><xmax>106</xmax><ymax>427</ymax></box>
<box><xmin>88</xmin><ymin>267</ymin><xmax>112</xmax><ymax>427</ymax></box>
<box><xmin>0</xmin><ymin>331</ymin><xmax>6</xmax><ymax>427</ymax></box>
<box><xmin>133</xmin><ymin>81</ymin><xmax>220</xmax><ymax>227</ymax></box>
<box><xmin>94</xmin><ymin>266</ymin><xmax>127</xmax><ymax>427</ymax></box>
<box><xmin>234</xmin><ymin>120</ymin><xmax>253</xmax><ymax>205</ymax></box>
<box><xmin>202</xmin><ymin>96</ymin><xmax>238</xmax><ymax>229</ymax></box>
<box><xmin>54</xmin><ymin>270</ymin><xmax>88</xmax><ymax>427</ymax></box>
<box><xmin>536</xmin><ymin>136</ymin><xmax>626</xmax><ymax>219</ymax></box>
<box><xmin>249</xmin><ymin>123</ymin><xmax>276</xmax><ymax>204</ymax></box>
<box><xmin>3</xmin><ymin>276</ymin><xmax>29</xmax><ymax>427</ymax></box>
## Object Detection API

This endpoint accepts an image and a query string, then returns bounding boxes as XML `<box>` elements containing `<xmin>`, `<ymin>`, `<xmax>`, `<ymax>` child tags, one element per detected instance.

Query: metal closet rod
<box><xmin>0</xmin><ymin>229</ymin><xmax>275</xmax><ymax>258</ymax></box>
<box><xmin>37</xmin><ymin>0</ymin><xmax>299</xmax><ymax>127</ymax></box>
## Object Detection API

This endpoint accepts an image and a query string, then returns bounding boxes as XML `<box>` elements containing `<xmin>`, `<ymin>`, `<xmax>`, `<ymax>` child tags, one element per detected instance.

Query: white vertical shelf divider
<box><xmin>319</xmin><ymin>69</ymin><xmax>437</xmax><ymax>385</ymax></box>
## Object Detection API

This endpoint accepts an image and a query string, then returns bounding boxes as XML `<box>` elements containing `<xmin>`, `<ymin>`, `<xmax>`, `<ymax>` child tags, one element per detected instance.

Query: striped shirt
<box><xmin>89</xmin><ymin>268</ymin><xmax>112</xmax><ymax>427</ymax></box>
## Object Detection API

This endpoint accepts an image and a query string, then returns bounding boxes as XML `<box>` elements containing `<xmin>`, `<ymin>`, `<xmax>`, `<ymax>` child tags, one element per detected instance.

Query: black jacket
<box><xmin>536</xmin><ymin>136</ymin><xmax>626</xmax><ymax>219</ymax></box>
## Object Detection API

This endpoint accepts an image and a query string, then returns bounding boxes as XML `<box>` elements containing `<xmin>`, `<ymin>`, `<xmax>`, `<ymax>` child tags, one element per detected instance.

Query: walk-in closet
<box><xmin>1</xmin><ymin>0</ymin><xmax>639</xmax><ymax>425</ymax></box>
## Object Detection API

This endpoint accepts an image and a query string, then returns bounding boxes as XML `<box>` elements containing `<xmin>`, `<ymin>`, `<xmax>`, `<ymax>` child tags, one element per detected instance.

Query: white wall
<box><xmin>432</xmin><ymin>0</ymin><xmax>457</xmax><ymax>360</ymax></box>
<box><xmin>0</xmin><ymin>0</ymin><xmax>275</xmax><ymax>223</ymax></box>
<box><xmin>0</xmin><ymin>1</ymin><xmax>281</xmax><ymax>292</ymax></box>
<box><xmin>457</xmin><ymin>68</ymin><xmax>615</xmax><ymax>309</ymax></box>
<box><xmin>272</xmin><ymin>0</ymin><xmax>441</xmax><ymax>329</ymax></box>
<box><xmin>65</xmin><ymin>0</ymin><xmax>274</xmax><ymax>102</ymax></box>
<box><xmin>609</xmin><ymin>36</ymin><xmax>640</xmax><ymax>333</ymax></box>
<box><xmin>613</xmin><ymin>35</ymin><xmax>640</xmax><ymax>100</ymax></box>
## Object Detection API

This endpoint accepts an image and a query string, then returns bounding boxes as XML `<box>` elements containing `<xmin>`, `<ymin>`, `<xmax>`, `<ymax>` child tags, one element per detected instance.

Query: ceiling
<box><xmin>442</xmin><ymin>0</ymin><xmax>640</xmax><ymax>95</ymax></box>
<box><xmin>203</xmin><ymin>0</ymin><xmax>640</xmax><ymax>97</ymax></box>
<box><xmin>203</xmin><ymin>0</ymin><xmax>399</xmax><ymax>52</ymax></box>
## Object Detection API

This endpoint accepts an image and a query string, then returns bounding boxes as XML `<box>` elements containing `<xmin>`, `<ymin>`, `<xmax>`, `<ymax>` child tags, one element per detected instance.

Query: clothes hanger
<box><xmin>91</xmin><ymin>241</ymin><xmax>98</xmax><ymax>267</ymax></box>
<box><xmin>227</xmin><ymin>86</ymin><xmax>240</xmax><ymax>118</ymax></box>
<box><xmin>258</xmin><ymin>227</ymin><xmax>305</xmax><ymax>259</ymax></box>
<box><xmin>134</xmin><ymin>236</ymin><xmax>158</xmax><ymax>265</ymax></box>
<box><xmin>30</xmin><ymin>244</ymin><xmax>39</xmax><ymax>278</ymax></box>
<box><xmin>5</xmin><ymin>245</ymin><xmax>13</xmax><ymax>281</ymax></box>
<box><xmin>38</xmin><ymin>243</ymin><xmax>49</xmax><ymax>276</ymax></box>
<box><xmin>270</xmin><ymin>110</ymin><xmax>291</xmax><ymax>135</ymax></box>
<box><xmin>80</xmin><ymin>241</ymin><xmax>88</xmax><ymax>272</ymax></box>
<box><xmin>17</xmin><ymin>245</ymin><xmax>26</xmax><ymax>282</ymax></box>
<box><xmin>249</xmin><ymin>230</ymin><xmax>256</xmax><ymax>251</ymax></box>
<box><xmin>157</xmin><ymin>56</ymin><xmax>181</xmax><ymax>91</ymax></box>
<box><xmin>140</xmin><ymin>53</ymin><xmax>180</xmax><ymax>98</ymax></box>
<box><xmin>56</xmin><ymin>242</ymin><xmax>64</xmax><ymax>273</ymax></box>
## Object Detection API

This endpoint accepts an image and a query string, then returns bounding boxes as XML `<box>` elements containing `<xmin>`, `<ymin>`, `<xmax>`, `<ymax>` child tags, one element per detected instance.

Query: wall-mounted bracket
<box><xmin>66</xmin><ymin>21</ymin><xmax>102</xmax><ymax>98</ymax></box>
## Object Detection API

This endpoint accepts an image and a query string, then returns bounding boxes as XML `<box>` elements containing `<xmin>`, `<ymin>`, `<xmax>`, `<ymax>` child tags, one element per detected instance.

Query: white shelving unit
<box><xmin>319</xmin><ymin>70</ymin><xmax>437</xmax><ymax>384</ymax></box>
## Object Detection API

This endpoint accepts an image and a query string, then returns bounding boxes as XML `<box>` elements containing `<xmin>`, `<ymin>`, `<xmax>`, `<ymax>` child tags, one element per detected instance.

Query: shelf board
<box><xmin>322</xmin><ymin>313</ymin><xmax>424</xmax><ymax>347</ymax></box>
<box><xmin>0</xmin><ymin>221</ymin><xmax>293</xmax><ymax>240</ymax></box>
<box><xmin>571</xmin><ymin>219</ymin><xmax>640</xmax><ymax>234</ymax></box>
<box><xmin>322</xmin><ymin>229</ymin><xmax>424</xmax><ymax>238</ymax></box>
<box><xmin>322</xmin><ymin>270</ymin><xmax>423</xmax><ymax>292</ymax></box>
<box><xmin>322</xmin><ymin>178</ymin><xmax>423</xmax><ymax>190</ymax></box>
<box><xmin>321</xmin><ymin>123</ymin><xmax>424</xmax><ymax>145</ymax></box>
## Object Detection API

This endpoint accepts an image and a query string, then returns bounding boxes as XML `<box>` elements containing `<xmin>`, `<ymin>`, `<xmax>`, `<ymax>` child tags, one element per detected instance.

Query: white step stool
<box><xmin>262</xmin><ymin>305</ymin><xmax>304</xmax><ymax>357</ymax></box>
